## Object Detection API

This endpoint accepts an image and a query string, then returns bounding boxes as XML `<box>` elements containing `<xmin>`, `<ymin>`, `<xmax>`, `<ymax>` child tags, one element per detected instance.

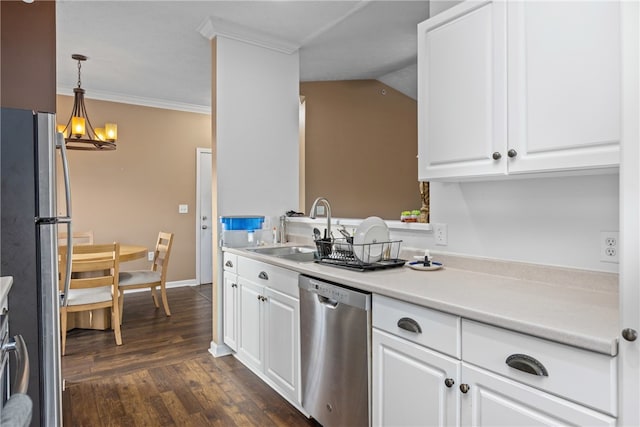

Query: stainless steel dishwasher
<box><xmin>299</xmin><ymin>275</ymin><xmax>371</xmax><ymax>427</ymax></box>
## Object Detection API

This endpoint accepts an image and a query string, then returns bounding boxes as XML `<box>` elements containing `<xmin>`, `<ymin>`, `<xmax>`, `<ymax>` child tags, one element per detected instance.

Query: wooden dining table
<box><xmin>65</xmin><ymin>244</ymin><xmax>147</xmax><ymax>331</ymax></box>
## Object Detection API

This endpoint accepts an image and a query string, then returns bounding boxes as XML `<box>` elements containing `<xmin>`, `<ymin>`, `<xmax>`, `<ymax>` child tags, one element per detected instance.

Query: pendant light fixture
<box><xmin>58</xmin><ymin>54</ymin><xmax>118</xmax><ymax>150</ymax></box>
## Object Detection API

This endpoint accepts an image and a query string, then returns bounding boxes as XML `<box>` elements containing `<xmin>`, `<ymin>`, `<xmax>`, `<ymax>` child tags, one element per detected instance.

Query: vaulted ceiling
<box><xmin>56</xmin><ymin>1</ymin><xmax>429</xmax><ymax>112</ymax></box>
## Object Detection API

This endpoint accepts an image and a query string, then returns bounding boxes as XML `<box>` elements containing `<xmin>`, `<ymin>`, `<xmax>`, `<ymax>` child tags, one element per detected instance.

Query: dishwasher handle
<box><xmin>317</xmin><ymin>295</ymin><xmax>338</xmax><ymax>308</ymax></box>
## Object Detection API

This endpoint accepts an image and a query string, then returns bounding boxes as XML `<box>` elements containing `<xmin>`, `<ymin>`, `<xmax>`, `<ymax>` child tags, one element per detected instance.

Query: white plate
<box><xmin>407</xmin><ymin>261</ymin><xmax>443</xmax><ymax>271</ymax></box>
<box><xmin>353</xmin><ymin>216</ymin><xmax>389</xmax><ymax>263</ymax></box>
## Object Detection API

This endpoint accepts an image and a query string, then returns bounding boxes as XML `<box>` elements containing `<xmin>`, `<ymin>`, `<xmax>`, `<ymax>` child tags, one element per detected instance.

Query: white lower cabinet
<box><xmin>222</xmin><ymin>271</ymin><xmax>238</xmax><ymax>351</ymax></box>
<box><xmin>372</xmin><ymin>328</ymin><xmax>459</xmax><ymax>426</ymax></box>
<box><xmin>237</xmin><ymin>277</ymin><xmax>264</xmax><ymax>371</ymax></box>
<box><xmin>225</xmin><ymin>253</ymin><xmax>301</xmax><ymax>406</ymax></box>
<box><xmin>264</xmin><ymin>286</ymin><xmax>299</xmax><ymax>402</ymax></box>
<box><xmin>372</xmin><ymin>295</ymin><xmax>618</xmax><ymax>426</ymax></box>
<box><xmin>460</xmin><ymin>363</ymin><xmax>616</xmax><ymax>427</ymax></box>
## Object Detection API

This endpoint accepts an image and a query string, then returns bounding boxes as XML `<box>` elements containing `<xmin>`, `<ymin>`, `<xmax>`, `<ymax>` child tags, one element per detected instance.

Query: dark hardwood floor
<box><xmin>62</xmin><ymin>284</ymin><xmax>316</xmax><ymax>426</ymax></box>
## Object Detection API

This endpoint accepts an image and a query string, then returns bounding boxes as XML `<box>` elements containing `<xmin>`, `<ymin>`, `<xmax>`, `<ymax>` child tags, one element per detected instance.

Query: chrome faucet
<box><xmin>309</xmin><ymin>197</ymin><xmax>332</xmax><ymax>240</ymax></box>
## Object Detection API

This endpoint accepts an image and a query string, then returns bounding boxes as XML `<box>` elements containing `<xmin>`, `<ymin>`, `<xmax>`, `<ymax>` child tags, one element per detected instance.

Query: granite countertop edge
<box><xmin>223</xmin><ymin>247</ymin><xmax>619</xmax><ymax>356</ymax></box>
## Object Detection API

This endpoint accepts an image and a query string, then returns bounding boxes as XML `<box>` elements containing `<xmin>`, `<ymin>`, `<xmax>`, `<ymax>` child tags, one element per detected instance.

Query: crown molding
<box><xmin>197</xmin><ymin>17</ymin><xmax>299</xmax><ymax>54</ymax></box>
<box><xmin>57</xmin><ymin>86</ymin><xmax>211</xmax><ymax>115</ymax></box>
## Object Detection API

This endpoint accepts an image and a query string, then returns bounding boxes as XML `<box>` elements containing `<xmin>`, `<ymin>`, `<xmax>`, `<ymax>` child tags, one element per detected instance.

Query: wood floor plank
<box><xmin>62</xmin><ymin>285</ymin><xmax>316</xmax><ymax>426</ymax></box>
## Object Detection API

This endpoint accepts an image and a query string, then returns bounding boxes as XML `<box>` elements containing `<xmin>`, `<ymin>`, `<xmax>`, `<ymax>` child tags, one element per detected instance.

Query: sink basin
<box><xmin>248</xmin><ymin>246</ymin><xmax>318</xmax><ymax>262</ymax></box>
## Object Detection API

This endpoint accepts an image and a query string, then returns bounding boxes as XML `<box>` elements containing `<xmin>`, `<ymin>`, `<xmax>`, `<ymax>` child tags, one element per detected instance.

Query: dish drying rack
<box><xmin>314</xmin><ymin>238</ymin><xmax>406</xmax><ymax>271</ymax></box>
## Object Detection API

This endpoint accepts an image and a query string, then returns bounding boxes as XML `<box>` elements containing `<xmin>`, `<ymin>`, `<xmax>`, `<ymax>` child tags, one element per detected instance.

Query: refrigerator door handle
<box><xmin>56</xmin><ymin>132</ymin><xmax>72</xmax><ymax>219</ymax></box>
<box><xmin>3</xmin><ymin>334</ymin><xmax>30</xmax><ymax>394</ymax></box>
<box><xmin>56</xmin><ymin>132</ymin><xmax>73</xmax><ymax>306</ymax></box>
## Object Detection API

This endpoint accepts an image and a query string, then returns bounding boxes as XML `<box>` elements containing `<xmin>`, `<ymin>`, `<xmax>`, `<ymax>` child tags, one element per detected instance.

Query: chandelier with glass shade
<box><xmin>58</xmin><ymin>54</ymin><xmax>118</xmax><ymax>150</ymax></box>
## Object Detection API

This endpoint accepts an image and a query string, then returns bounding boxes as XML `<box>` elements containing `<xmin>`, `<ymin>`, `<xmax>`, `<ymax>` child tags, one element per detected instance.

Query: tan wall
<box><xmin>1</xmin><ymin>0</ymin><xmax>56</xmax><ymax>112</ymax></box>
<box><xmin>300</xmin><ymin>80</ymin><xmax>419</xmax><ymax>220</ymax></box>
<box><xmin>57</xmin><ymin>95</ymin><xmax>211</xmax><ymax>281</ymax></box>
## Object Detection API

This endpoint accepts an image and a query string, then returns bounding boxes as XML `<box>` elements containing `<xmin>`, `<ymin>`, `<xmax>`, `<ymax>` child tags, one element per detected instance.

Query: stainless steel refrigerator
<box><xmin>1</xmin><ymin>107</ymin><xmax>73</xmax><ymax>426</ymax></box>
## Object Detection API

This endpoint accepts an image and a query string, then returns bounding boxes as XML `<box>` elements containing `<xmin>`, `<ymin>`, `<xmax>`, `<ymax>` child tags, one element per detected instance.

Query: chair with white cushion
<box><xmin>58</xmin><ymin>242</ymin><xmax>122</xmax><ymax>355</ymax></box>
<box><xmin>118</xmin><ymin>232</ymin><xmax>174</xmax><ymax>321</ymax></box>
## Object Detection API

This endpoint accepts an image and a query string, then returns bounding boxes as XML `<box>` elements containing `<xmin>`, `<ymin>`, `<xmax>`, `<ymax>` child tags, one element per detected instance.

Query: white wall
<box><xmin>428</xmin><ymin>174</ymin><xmax>620</xmax><ymax>272</ymax></box>
<box><xmin>429</xmin><ymin>0</ymin><xmax>462</xmax><ymax>17</ymax></box>
<box><xmin>216</xmin><ymin>37</ymin><xmax>300</xmax><ymax>219</ymax></box>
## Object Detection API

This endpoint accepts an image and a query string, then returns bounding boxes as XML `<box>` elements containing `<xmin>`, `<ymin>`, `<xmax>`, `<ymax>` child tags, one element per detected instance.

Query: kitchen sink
<box><xmin>247</xmin><ymin>245</ymin><xmax>318</xmax><ymax>262</ymax></box>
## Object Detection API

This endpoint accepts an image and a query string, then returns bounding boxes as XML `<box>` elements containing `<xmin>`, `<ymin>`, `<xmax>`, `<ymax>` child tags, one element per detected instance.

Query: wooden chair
<box><xmin>118</xmin><ymin>232</ymin><xmax>174</xmax><ymax>321</ymax></box>
<box><xmin>58</xmin><ymin>230</ymin><xmax>94</xmax><ymax>246</ymax></box>
<box><xmin>58</xmin><ymin>243</ymin><xmax>122</xmax><ymax>356</ymax></box>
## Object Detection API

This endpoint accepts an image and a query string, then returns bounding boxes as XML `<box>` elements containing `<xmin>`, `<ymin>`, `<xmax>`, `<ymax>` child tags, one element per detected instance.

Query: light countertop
<box><xmin>223</xmin><ymin>247</ymin><xmax>619</xmax><ymax>356</ymax></box>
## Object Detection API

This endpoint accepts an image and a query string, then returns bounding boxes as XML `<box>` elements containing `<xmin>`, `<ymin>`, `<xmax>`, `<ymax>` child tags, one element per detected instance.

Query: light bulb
<box><xmin>71</xmin><ymin>117</ymin><xmax>85</xmax><ymax>137</ymax></box>
<box><xmin>105</xmin><ymin>123</ymin><xmax>117</xmax><ymax>141</ymax></box>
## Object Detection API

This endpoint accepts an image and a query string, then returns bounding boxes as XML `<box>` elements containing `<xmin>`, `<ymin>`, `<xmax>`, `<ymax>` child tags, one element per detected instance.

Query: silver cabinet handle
<box><xmin>231</xmin><ymin>283</ymin><xmax>237</xmax><ymax>288</ymax></box>
<box><xmin>397</xmin><ymin>317</ymin><xmax>422</xmax><ymax>334</ymax></box>
<box><xmin>3</xmin><ymin>335</ymin><xmax>30</xmax><ymax>394</ymax></box>
<box><xmin>459</xmin><ymin>384</ymin><xmax>470</xmax><ymax>393</ymax></box>
<box><xmin>202</xmin><ymin>225</ymin><xmax>208</xmax><ymax>229</ymax></box>
<box><xmin>508</xmin><ymin>149</ymin><xmax>518</xmax><ymax>158</ymax></box>
<box><xmin>225</xmin><ymin>260</ymin><xmax>233</xmax><ymax>268</ymax></box>
<box><xmin>444</xmin><ymin>378</ymin><xmax>455</xmax><ymax>388</ymax></box>
<box><xmin>492</xmin><ymin>152</ymin><xmax>502</xmax><ymax>160</ymax></box>
<box><xmin>505</xmin><ymin>354</ymin><xmax>548</xmax><ymax>377</ymax></box>
<box><xmin>622</xmin><ymin>328</ymin><xmax>638</xmax><ymax>342</ymax></box>
<box><xmin>258</xmin><ymin>271</ymin><xmax>269</xmax><ymax>280</ymax></box>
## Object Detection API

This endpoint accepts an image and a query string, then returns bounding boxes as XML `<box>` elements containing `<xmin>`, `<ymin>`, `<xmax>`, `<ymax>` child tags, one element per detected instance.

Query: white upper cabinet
<box><xmin>507</xmin><ymin>1</ymin><xmax>621</xmax><ymax>174</ymax></box>
<box><xmin>418</xmin><ymin>1</ymin><xmax>507</xmax><ymax>180</ymax></box>
<box><xmin>418</xmin><ymin>0</ymin><xmax>621</xmax><ymax>181</ymax></box>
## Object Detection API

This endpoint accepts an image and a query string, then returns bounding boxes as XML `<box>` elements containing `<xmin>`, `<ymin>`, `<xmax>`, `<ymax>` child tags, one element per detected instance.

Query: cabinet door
<box><xmin>263</xmin><ymin>287</ymin><xmax>299</xmax><ymax>403</ymax></box>
<box><xmin>460</xmin><ymin>363</ymin><xmax>616</xmax><ymax>426</ymax></box>
<box><xmin>222</xmin><ymin>272</ymin><xmax>238</xmax><ymax>351</ymax></box>
<box><xmin>418</xmin><ymin>1</ymin><xmax>507</xmax><ymax>180</ymax></box>
<box><xmin>507</xmin><ymin>1</ymin><xmax>621</xmax><ymax>173</ymax></box>
<box><xmin>237</xmin><ymin>278</ymin><xmax>264</xmax><ymax>372</ymax></box>
<box><xmin>372</xmin><ymin>329</ymin><xmax>459</xmax><ymax>427</ymax></box>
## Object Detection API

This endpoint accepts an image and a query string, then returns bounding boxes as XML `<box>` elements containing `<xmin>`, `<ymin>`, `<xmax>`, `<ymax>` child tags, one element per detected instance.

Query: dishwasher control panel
<box><xmin>299</xmin><ymin>275</ymin><xmax>371</xmax><ymax>310</ymax></box>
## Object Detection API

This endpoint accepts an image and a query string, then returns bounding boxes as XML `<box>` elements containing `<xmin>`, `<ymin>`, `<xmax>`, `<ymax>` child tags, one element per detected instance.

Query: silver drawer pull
<box><xmin>505</xmin><ymin>353</ymin><xmax>548</xmax><ymax>377</ymax></box>
<box><xmin>225</xmin><ymin>260</ymin><xmax>233</xmax><ymax>268</ymax></box>
<box><xmin>397</xmin><ymin>317</ymin><xmax>422</xmax><ymax>334</ymax></box>
<box><xmin>258</xmin><ymin>271</ymin><xmax>269</xmax><ymax>280</ymax></box>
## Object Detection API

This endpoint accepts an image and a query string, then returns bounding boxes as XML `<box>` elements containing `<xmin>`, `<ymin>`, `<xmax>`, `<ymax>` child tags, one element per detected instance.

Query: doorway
<box><xmin>196</xmin><ymin>148</ymin><xmax>213</xmax><ymax>285</ymax></box>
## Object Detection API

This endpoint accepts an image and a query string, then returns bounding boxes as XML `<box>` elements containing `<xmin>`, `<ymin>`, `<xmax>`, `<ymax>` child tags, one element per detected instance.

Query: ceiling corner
<box><xmin>197</xmin><ymin>16</ymin><xmax>300</xmax><ymax>55</ymax></box>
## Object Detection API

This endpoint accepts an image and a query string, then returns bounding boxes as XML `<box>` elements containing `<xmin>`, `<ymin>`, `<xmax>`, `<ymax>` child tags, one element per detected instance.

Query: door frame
<box><xmin>196</xmin><ymin>147</ymin><xmax>213</xmax><ymax>285</ymax></box>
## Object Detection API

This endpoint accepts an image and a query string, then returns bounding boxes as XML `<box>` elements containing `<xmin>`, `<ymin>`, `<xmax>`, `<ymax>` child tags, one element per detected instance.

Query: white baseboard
<box><xmin>209</xmin><ymin>341</ymin><xmax>233</xmax><ymax>358</ymax></box>
<box><xmin>166</xmin><ymin>279</ymin><xmax>198</xmax><ymax>288</ymax></box>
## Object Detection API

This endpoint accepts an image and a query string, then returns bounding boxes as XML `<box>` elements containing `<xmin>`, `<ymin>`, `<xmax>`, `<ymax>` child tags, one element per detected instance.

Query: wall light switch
<box><xmin>179</xmin><ymin>204</ymin><xmax>188</xmax><ymax>214</ymax></box>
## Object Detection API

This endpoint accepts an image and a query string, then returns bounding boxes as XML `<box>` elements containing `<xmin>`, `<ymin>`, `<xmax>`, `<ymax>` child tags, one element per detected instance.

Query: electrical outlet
<box><xmin>178</xmin><ymin>204</ymin><xmax>188</xmax><ymax>214</ymax></box>
<box><xmin>148</xmin><ymin>251</ymin><xmax>154</xmax><ymax>261</ymax></box>
<box><xmin>316</xmin><ymin>205</ymin><xmax>325</xmax><ymax>216</ymax></box>
<box><xmin>434</xmin><ymin>223</ymin><xmax>448</xmax><ymax>246</ymax></box>
<box><xmin>600</xmin><ymin>231</ymin><xmax>619</xmax><ymax>263</ymax></box>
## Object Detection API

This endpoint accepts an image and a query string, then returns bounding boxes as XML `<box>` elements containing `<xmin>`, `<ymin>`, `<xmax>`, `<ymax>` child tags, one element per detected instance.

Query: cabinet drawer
<box><xmin>462</xmin><ymin>319</ymin><xmax>617</xmax><ymax>416</ymax></box>
<box><xmin>373</xmin><ymin>294</ymin><xmax>460</xmax><ymax>358</ymax></box>
<box><xmin>237</xmin><ymin>257</ymin><xmax>298</xmax><ymax>298</ymax></box>
<box><xmin>223</xmin><ymin>252</ymin><xmax>237</xmax><ymax>273</ymax></box>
